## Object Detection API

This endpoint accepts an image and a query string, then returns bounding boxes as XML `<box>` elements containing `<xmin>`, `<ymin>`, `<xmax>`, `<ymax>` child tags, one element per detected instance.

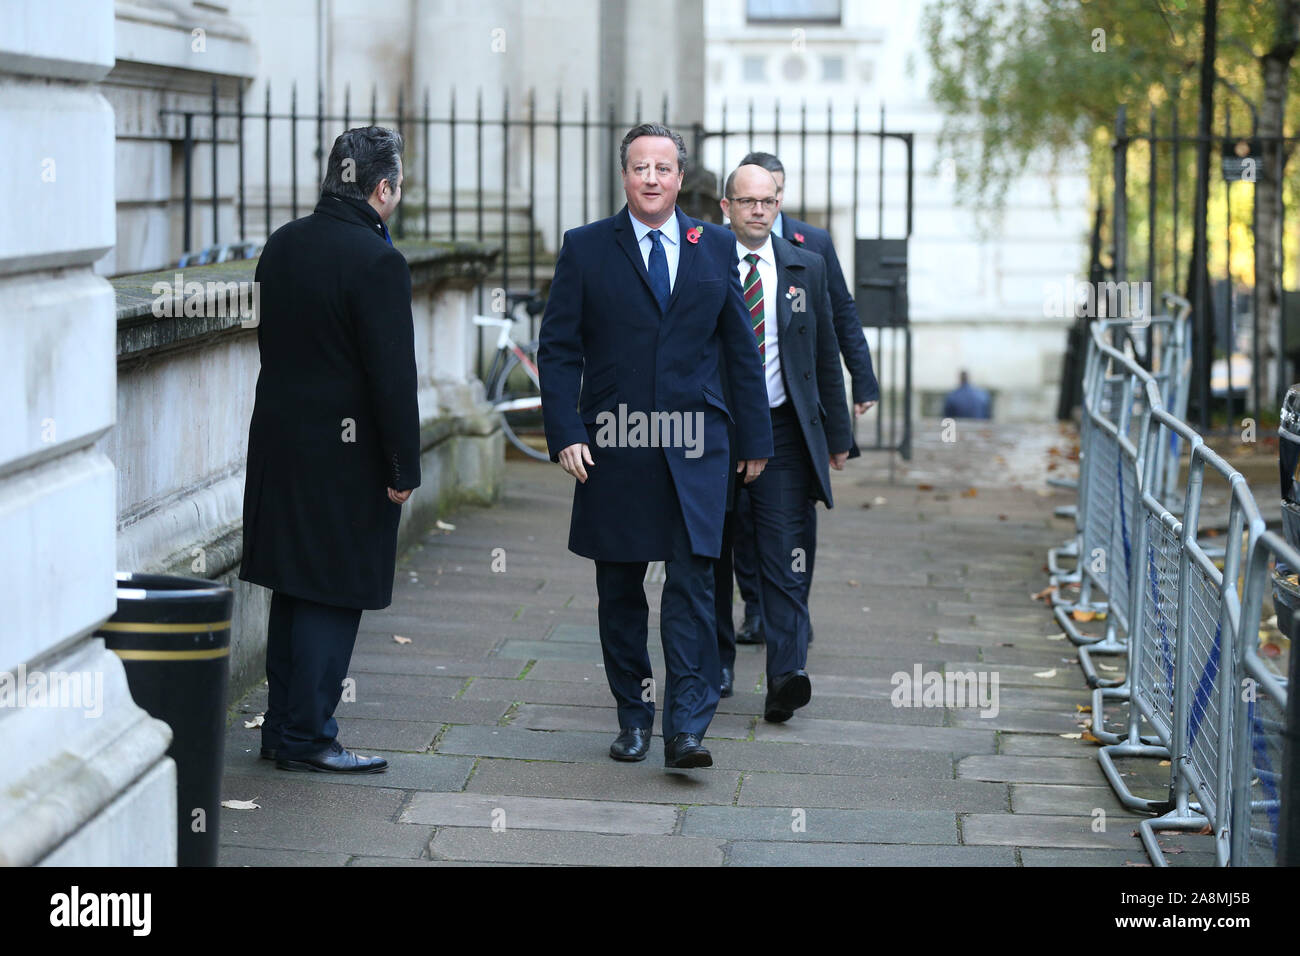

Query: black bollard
<box><xmin>95</xmin><ymin>572</ymin><xmax>233</xmax><ymax>867</ymax></box>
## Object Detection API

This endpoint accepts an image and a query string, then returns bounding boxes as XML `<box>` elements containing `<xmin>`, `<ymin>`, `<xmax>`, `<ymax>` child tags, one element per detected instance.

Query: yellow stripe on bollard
<box><xmin>112</xmin><ymin>648</ymin><xmax>231</xmax><ymax>661</ymax></box>
<box><xmin>98</xmin><ymin>620</ymin><xmax>232</xmax><ymax>634</ymax></box>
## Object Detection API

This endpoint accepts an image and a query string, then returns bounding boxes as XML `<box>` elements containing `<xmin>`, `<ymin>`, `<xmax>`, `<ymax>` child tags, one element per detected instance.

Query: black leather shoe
<box><xmin>664</xmin><ymin>732</ymin><xmax>713</xmax><ymax>769</ymax></box>
<box><xmin>260</xmin><ymin>747</ymin><xmax>277</xmax><ymax>761</ymax></box>
<box><xmin>720</xmin><ymin>666</ymin><xmax>734</xmax><ymax>698</ymax></box>
<box><xmin>609</xmin><ymin>727</ymin><xmax>652</xmax><ymax>762</ymax></box>
<box><xmin>276</xmin><ymin>740</ymin><xmax>387</xmax><ymax>773</ymax></box>
<box><xmin>736</xmin><ymin>615</ymin><xmax>764</xmax><ymax>645</ymax></box>
<box><xmin>764</xmin><ymin>670</ymin><xmax>812</xmax><ymax>723</ymax></box>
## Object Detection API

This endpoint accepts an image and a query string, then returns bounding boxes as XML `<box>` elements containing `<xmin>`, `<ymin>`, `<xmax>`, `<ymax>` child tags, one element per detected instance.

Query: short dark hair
<box><xmin>321</xmin><ymin>126</ymin><xmax>404</xmax><ymax>201</ymax></box>
<box><xmin>619</xmin><ymin>123</ymin><xmax>688</xmax><ymax>174</ymax></box>
<box><xmin>724</xmin><ymin>164</ymin><xmax>779</xmax><ymax>199</ymax></box>
<box><xmin>739</xmin><ymin>151</ymin><xmax>784</xmax><ymax>177</ymax></box>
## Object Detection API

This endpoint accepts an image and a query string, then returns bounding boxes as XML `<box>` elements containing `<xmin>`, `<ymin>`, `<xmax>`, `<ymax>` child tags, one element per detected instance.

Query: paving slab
<box><xmin>221</xmin><ymin>741</ymin><xmax>475</xmax><ymax>793</ymax></box>
<box><xmin>464</xmin><ymin>757</ymin><xmax>743</xmax><ymax>805</ymax></box>
<box><xmin>681</xmin><ymin>806</ymin><xmax>958</xmax><ymax>844</ymax></box>
<box><xmin>428</xmin><ymin>828</ymin><xmax>726</xmax><ymax>866</ymax></box>
<box><xmin>1009</xmin><ymin>783</ymin><xmax>1142</xmax><ymax>817</ymax></box>
<box><xmin>957</xmin><ymin>754</ymin><xmax>1105</xmax><ymax>785</ymax></box>
<box><xmin>219</xmin><ymin>775</ymin><xmax>432</xmax><ymax>858</ymax></box>
<box><xmin>219</xmin><ymin>846</ymin><xmax>353</xmax><ymax>867</ymax></box>
<box><xmin>753</xmin><ymin>717</ymin><xmax>996</xmax><ymax>754</ymax></box>
<box><xmin>961</xmin><ymin>813</ymin><xmax>1140</xmax><ymax>850</ymax></box>
<box><xmin>725</xmin><ymin>842</ymin><xmax>1017</xmax><ymax>866</ymax></box>
<box><xmin>402</xmin><ymin>791</ymin><xmax>678</xmax><ymax>835</ymax></box>
<box><xmin>736</xmin><ymin>772</ymin><xmax>1008</xmax><ymax>812</ymax></box>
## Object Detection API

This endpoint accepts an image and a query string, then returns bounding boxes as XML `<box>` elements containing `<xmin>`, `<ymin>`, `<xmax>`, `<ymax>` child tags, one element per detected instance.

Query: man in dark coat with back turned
<box><xmin>239</xmin><ymin>126</ymin><xmax>420</xmax><ymax>774</ymax></box>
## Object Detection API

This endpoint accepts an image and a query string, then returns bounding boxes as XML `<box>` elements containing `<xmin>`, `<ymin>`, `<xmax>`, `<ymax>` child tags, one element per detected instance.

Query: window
<box><xmin>743</xmin><ymin>55</ymin><xmax>767</xmax><ymax>82</ymax></box>
<box><xmin>822</xmin><ymin>55</ymin><xmax>844</xmax><ymax>81</ymax></box>
<box><xmin>746</xmin><ymin>0</ymin><xmax>841</xmax><ymax>23</ymax></box>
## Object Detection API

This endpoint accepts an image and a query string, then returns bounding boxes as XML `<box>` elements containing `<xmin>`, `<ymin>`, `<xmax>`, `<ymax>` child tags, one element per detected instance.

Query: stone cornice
<box><xmin>111</xmin><ymin>240</ymin><xmax>500</xmax><ymax>364</ymax></box>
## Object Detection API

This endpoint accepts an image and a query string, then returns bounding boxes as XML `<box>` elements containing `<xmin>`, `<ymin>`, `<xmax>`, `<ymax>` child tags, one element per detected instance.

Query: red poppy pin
<box><xmin>685</xmin><ymin>226</ymin><xmax>701</xmax><ymax>244</ymax></box>
<box><xmin>793</xmin><ymin>231</ymin><xmax>806</xmax><ymax>245</ymax></box>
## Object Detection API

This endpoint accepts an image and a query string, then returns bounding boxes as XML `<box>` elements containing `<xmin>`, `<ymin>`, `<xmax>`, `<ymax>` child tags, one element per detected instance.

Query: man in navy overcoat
<box><xmin>538</xmin><ymin>124</ymin><xmax>773</xmax><ymax>769</ymax></box>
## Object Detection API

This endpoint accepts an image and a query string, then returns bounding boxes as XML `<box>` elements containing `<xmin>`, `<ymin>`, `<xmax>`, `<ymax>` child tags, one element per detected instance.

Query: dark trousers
<box><xmin>745</xmin><ymin>403</ymin><xmax>815</xmax><ymax>679</ymax></box>
<box><xmin>715</xmin><ymin>494</ymin><xmax>738</xmax><ymax>672</ymax></box>
<box><xmin>263</xmin><ymin>590</ymin><xmax>363</xmax><ymax>759</ymax></box>
<box><xmin>594</xmin><ymin>489</ymin><xmax>721</xmax><ymax>741</ymax></box>
<box><xmin>733</xmin><ymin>475</ymin><xmax>818</xmax><ymax>619</ymax></box>
<box><xmin>732</xmin><ymin>484</ymin><xmax>762</xmax><ymax>623</ymax></box>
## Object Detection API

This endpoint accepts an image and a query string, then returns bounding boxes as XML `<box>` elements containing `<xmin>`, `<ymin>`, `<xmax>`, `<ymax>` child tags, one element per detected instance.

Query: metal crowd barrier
<box><xmin>1230</xmin><ymin>529</ymin><xmax>1295</xmax><ymax>866</ymax></box>
<box><xmin>1048</xmin><ymin>303</ymin><xmax>1290</xmax><ymax>866</ymax></box>
<box><xmin>1048</xmin><ymin>297</ymin><xmax>1192</xmax><ymax>607</ymax></box>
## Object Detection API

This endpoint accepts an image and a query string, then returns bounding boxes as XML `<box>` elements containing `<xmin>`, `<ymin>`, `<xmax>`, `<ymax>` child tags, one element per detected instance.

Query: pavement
<box><xmin>218</xmin><ymin>418</ymin><xmax>1210</xmax><ymax>866</ymax></box>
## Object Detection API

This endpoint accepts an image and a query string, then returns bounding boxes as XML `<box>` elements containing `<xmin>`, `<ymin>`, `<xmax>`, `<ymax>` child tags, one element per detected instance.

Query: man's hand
<box><xmin>737</xmin><ymin>458</ymin><xmax>768</xmax><ymax>484</ymax></box>
<box><xmin>854</xmin><ymin>401</ymin><xmax>877</xmax><ymax>416</ymax></box>
<box><xmin>829</xmin><ymin>451</ymin><xmax>849</xmax><ymax>471</ymax></box>
<box><xmin>559</xmin><ymin>442</ymin><xmax>595</xmax><ymax>482</ymax></box>
<box><xmin>387</xmin><ymin>487</ymin><xmax>413</xmax><ymax>504</ymax></box>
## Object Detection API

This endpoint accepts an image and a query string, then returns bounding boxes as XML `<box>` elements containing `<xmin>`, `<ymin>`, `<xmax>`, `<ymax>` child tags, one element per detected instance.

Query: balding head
<box><xmin>721</xmin><ymin>164</ymin><xmax>780</xmax><ymax>250</ymax></box>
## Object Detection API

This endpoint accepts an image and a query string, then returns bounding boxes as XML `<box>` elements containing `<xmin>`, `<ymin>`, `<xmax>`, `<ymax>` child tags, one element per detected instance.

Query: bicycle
<box><xmin>475</xmin><ymin>289</ymin><xmax>550</xmax><ymax>461</ymax></box>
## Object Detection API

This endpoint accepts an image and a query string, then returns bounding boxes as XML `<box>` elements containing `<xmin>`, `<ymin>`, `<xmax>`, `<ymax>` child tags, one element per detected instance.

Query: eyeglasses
<box><xmin>728</xmin><ymin>197</ymin><xmax>778</xmax><ymax>211</ymax></box>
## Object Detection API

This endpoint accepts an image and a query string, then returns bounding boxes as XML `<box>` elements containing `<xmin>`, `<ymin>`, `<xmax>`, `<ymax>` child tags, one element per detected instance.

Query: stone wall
<box><xmin>0</xmin><ymin>0</ymin><xmax>176</xmax><ymax>867</ymax></box>
<box><xmin>106</xmin><ymin>240</ymin><xmax>503</xmax><ymax>705</ymax></box>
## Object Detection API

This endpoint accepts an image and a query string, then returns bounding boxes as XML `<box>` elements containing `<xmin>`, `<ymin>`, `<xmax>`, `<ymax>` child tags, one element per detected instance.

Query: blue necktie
<box><xmin>647</xmin><ymin>229</ymin><xmax>670</xmax><ymax>311</ymax></box>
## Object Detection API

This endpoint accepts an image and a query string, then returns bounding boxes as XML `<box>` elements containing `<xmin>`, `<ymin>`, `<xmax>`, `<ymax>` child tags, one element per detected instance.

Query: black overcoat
<box><xmin>537</xmin><ymin>205</ymin><xmax>774</xmax><ymax>562</ymax></box>
<box><xmin>238</xmin><ymin>192</ymin><xmax>421</xmax><ymax>610</ymax></box>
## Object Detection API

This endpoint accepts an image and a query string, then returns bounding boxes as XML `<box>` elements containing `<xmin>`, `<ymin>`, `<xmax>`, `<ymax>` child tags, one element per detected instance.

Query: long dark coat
<box><xmin>768</xmin><ymin>234</ymin><xmax>853</xmax><ymax>505</ymax></box>
<box><xmin>782</xmin><ymin>214</ymin><xmax>879</xmax><ymax>459</ymax></box>
<box><xmin>238</xmin><ymin>192</ymin><xmax>421</xmax><ymax>610</ymax></box>
<box><xmin>537</xmin><ymin>205</ymin><xmax>774</xmax><ymax>562</ymax></box>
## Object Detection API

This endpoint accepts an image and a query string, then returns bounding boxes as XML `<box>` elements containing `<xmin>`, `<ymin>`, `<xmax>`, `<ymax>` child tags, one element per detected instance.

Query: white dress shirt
<box><xmin>629</xmin><ymin>210</ymin><xmax>680</xmax><ymax>293</ymax></box>
<box><xmin>735</xmin><ymin>234</ymin><xmax>786</xmax><ymax>408</ymax></box>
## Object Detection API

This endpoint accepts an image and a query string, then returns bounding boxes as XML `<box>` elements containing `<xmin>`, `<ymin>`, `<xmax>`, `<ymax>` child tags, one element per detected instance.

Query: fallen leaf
<box><xmin>244</xmin><ymin>714</ymin><xmax>264</xmax><ymax>729</ymax></box>
<box><xmin>1033</xmin><ymin>668</ymin><xmax>1058</xmax><ymax>679</ymax></box>
<box><xmin>1059</xmin><ymin>733</ymin><xmax>1082</xmax><ymax>739</ymax></box>
<box><xmin>1196</xmin><ymin>823</ymin><xmax>1213</xmax><ymax>835</ymax></box>
<box><xmin>917</xmin><ymin>483</ymin><xmax>934</xmax><ymax>491</ymax></box>
<box><xmin>1123</xmin><ymin>861</ymin><xmax>1152</xmax><ymax>867</ymax></box>
<box><xmin>1098</xmin><ymin>663</ymin><xmax>1120</xmax><ymax>672</ymax></box>
<box><xmin>1081</xmin><ymin>731</ymin><xmax>1102</xmax><ymax>743</ymax></box>
<box><xmin>1075</xmin><ymin>704</ymin><xmax>1092</xmax><ymax>713</ymax></box>
<box><xmin>1262</xmin><ymin>643</ymin><xmax>1282</xmax><ymax>658</ymax></box>
<box><xmin>222</xmin><ymin>799</ymin><xmax>261</xmax><ymax>811</ymax></box>
<box><xmin>962</xmin><ymin>488</ymin><xmax>978</xmax><ymax>497</ymax></box>
<box><xmin>1159</xmin><ymin>760</ymin><xmax>1171</xmax><ymax>767</ymax></box>
<box><xmin>1045</xmin><ymin>632</ymin><xmax>1065</xmax><ymax>641</ymax></box>
<box><xmin>847</xmin><ymin>579</ymin><xmax>860</xmax><ymax>587</ymax></box>
<box><xmin>873</xmin><ymin>496</ymin><xmax>887</xmax><ymax>506</ymax></box>
<box><xmin>1031</xmin><ymin>585</ymin><xmax>1057</xmax><ymax>602</ymax></box>
<box><xmin>1071</xmin><ymin>610</ymin><xmax>1097</xmax><ymax>622</ymax></box>
<box><xmin>435</xmin><ymin>519</ymin><xmax>456</xmax><ymax>531</ymax></box>
<box><xmin>393</xmin><ymin>635</ymin><xmax>413</xmax><ymax>645</ymax></box>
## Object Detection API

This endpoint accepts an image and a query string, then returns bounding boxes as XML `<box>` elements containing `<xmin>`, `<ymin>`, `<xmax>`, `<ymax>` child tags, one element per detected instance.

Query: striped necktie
<box><xmin>743</xmin><ymin>252</ymin><xmax>765</xmax><ymax>365</ymax></box>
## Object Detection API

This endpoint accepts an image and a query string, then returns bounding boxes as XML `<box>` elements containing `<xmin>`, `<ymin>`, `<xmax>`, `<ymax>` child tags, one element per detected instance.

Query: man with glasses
<box><xmin>717</xmin><ymin>163</ymin><xmax>851</xmax><ymax>722</ymax></box>
<box><xmin>730</xmin><ymin>151</ymin><xmax>879</xmax><ymax>651</ymax></box>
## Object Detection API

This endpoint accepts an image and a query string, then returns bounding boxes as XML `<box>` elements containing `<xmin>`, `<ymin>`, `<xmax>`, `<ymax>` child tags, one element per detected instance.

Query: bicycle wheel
<box><xmin>489</xmin><ymin>346</ymin><xmax>550</xmax><ymax>461</ymax></box>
